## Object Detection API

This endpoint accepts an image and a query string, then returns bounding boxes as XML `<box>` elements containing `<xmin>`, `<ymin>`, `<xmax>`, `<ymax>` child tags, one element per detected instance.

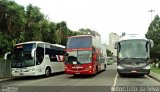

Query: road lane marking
<box><xmin>111</xmin><ymin>73</ymin><xmax>118</xmax><ymax>92</ymax></box>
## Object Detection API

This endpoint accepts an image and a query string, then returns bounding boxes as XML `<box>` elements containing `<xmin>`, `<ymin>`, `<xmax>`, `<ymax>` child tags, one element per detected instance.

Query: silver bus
<box><xmin>115</xmin><ymin>34</ymin><xmax>154</xmax><ymax>76</ymax></box>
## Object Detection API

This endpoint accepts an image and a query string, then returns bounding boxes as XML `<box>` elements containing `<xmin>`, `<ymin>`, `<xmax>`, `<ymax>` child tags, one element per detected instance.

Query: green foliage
<box><xmin>151</xmin><ymin>66</ymin><xmax>160</xmax><ymax>74</ymax></box>
<box><xmin>106</xmin><ymin>49</ymin><xmax>113</xmax><ymax>57</ymax></box>
<box><xmin>0</xmin><ymin>0</ymin><xmax>90</xmax><ymax>57</ymax></box>
<box><xmin>147</xmin><ymin>15</ymin><xmax>160</xmax><ymax>59</ymax></box>
<box><xmin>0</xmin><ymin>0</ymin><xmax>26</xmax><ymax>57</ymax></box>
<box><xmin>147</xmin><ymin>15</ymin><xmax>160</xmax><ymax>68</ymax></box>
<box><xmin>25</xmin><ymin>4</ymin><xmax>44</xmax><ymax>41</ymax></box>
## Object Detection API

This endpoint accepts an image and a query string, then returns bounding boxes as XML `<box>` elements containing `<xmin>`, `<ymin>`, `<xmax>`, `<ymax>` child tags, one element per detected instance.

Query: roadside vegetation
<box><xmin>151</xmin><ymin>66</ymin><xmax>160</xmax><ymax>74</ymax></box>
<box><xmin>147</xmin><ymin>15</ymin><xmax>160</xmax><ymax>69</ymax></box>
<box><xmin>0</xmin><ymin>0</ymin><xmax>97</xmax><ymax>58</ymax></box>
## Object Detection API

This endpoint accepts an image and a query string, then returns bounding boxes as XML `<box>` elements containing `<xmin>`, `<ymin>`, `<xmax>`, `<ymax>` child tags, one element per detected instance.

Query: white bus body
<box><xmin>7</xmin><ymin>41</ymin><xmax>65</xmax><ymax>77</ymax></box>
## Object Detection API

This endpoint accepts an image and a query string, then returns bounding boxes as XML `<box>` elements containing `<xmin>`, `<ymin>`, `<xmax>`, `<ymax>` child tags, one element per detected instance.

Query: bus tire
<box><xmin>118</xmin><ymin>73</ymin><xmax>124</xmax><ymax>77</ymax></box>
<box><xmin>104</xmin><ymin>64</ymin><xmax>106</xmax><ymax>71</ymax></box>
<box><xmin>45</xmin><ymin>67</ymin><xmax>51</xmax><ymax>77</ymax></box>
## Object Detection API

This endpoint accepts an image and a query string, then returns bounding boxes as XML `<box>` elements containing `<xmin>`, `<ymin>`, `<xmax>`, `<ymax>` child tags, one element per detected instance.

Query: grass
<box><xmin>151</xmin><ymin>66</ymin><xmax>160</xmax><ymax>74</ymax></box>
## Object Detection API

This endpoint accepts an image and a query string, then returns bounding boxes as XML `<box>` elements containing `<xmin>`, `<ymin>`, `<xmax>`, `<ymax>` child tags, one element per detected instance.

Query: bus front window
<box><xmin>66</xmin><ymin>51</ymin><xmax>77</xmax><ymax>64</ymax></box>
<box><xmin>11</xmin><ymin>43</ymin><xmax>36</xmax><ymax>68</ymax></box>
<box><xmin>118</xmin><ymin>40</ymin><xmax>149</xmax><ymax>59</ymax></box>
<box><xmin>77</xmin><ymin>51</ymin><xmax>92</xmax><ymax>64</ymax></box>
<box><xmin>67</xmin><ymin>37</ymin><xmax>92</xmax><ymax>48</ymax></box>
<box><xmin>66</xmin><ymin>51</ymin><xmax>92</xmax><ymax>64</ymax></box>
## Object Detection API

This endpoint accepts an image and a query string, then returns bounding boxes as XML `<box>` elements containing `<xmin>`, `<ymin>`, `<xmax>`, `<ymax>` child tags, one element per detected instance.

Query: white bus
<box><xmin>5</xmin><ymin>41</ymin><xmax>65</xmax><ymax>77</ymax></box>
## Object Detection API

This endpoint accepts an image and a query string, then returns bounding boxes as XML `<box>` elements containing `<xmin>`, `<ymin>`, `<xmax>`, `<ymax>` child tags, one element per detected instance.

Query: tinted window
<box><xmin>67</xmin><ymin>37</ymin><xmax>92</xmax><ymax>48</ymax></box>
<box><xmin>66</xmin><ymin>51</ymin><xmax>92</xmax><ymax>64</ymax></box>
<box><xmin>36</xmin><ymin>43</ymin><xmax>44</xmax><ymax>65</ymax></box>
<box><xmin>11</xmin><ymin>43</ymin><xmax>35</xmax><ymax>68</ymax></box>
<box><xmin>45</xmin><ymin>45</ymin><xmax>65</xmax><ymax>62</ymax></box>
<box><xmin>119</xmin><ymin>40</ymin><xmax>149</xmax><ymax>58</ymax></box>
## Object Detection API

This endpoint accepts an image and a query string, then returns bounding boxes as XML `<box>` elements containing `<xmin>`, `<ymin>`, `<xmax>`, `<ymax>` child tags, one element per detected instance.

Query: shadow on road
<box><xmin>118</xmin><ymin>74</ymin><xmax>148</xmax><ymax>79</ymax></box>
<box><xmin>7</xmin><ymin>72</ymin><xmax>65</xmax><ymax>81</ymax></box>
<box><xmin>67</xmin><ymin>70</ymin><xmax>105</xmax><ymax>79</ymax></box>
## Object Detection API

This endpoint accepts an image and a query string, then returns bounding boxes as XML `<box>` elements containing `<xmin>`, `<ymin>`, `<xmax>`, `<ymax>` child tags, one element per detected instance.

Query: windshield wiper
<box><xmin>119</xmin><ymin>58</ymin><xmax>128</xmax><ymax>62</ymax></box>
<box><xmin>131</xmin><ymin>57</ymin><xmax>149</xmax><ymax>61</ymax></box>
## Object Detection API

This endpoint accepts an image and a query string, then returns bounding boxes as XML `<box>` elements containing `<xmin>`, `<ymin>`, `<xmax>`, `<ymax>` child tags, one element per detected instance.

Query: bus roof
<box><xmin>52</xmin><ymin>44</ymin><xmax>65</xmax><ymax>48</ymax></box>
<box><xmin>16</xmin><ymin>41</ymin><xmax>65</xmax><ymax>48</ymax></box>
<box><xmin>119</xmin><ymin>34</ymin><xmax>148</xmax><ymax>42</ymax></box>
<box><xmin>68</xmin><ymin>35</ymin><xmax>93</xmax><ymax>38</ymax></box>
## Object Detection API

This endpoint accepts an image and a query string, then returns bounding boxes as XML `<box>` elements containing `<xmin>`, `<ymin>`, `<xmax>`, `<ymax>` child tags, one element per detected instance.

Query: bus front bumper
<box><xmin>12</xmin><ymin>71</ymin><xmax>37</xmax><ymax>77</ymax></box>
<box><xmin>65</xmin><ymin>69</ymin><xmax>94</xmax><ymax>75</ymax></box>
<box><xmin>11</xmin><ymin>68</ymin><xmax>41</xmax><ymax>77</ymax></box>
<box><xmin>117</xmin><ymin>66</ymin><xmax>150</xmax><ymax>75</ymax></box>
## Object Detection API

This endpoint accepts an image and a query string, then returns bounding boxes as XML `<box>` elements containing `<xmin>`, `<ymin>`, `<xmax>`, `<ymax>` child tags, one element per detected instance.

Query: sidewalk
<box><xmin>148</xmin><ymin>71</ymin><xmax>160</xmax><ymax>82</ymax></box>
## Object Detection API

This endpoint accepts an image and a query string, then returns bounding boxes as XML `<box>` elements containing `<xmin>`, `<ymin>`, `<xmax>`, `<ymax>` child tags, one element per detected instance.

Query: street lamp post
<box><xmin>148</xmin><ymin>9</ymin><xmax>155</xmax><ymax>22</ymax></box>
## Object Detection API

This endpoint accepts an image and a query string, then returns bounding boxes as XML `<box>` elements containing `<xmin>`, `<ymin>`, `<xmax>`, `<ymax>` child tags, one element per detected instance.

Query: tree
<box><xmin>78</xmin><ymin>28</ymin><xmax>93</xmax><ymax>35</ymax></box>
<box><xmin>0</xmin><ymin>0</ymin><xmax>96</xmax><ymax>58</ymax></box>
<box><xmin>106</xmin><ymin>49</ymin><xmax>113</xmax><ymax>57</ymax></box>
<box><xmin>55</xmin><ymin>21</ymin><xmax>76</xmax><ymax>46</ymax></box>
<box><xmin>25</xmin><ymin>4</ymin><xmax>44</xmax><ymax>41</ymax></box>
<box><xmin>0</xmin><ymin>0</ymin><xmax>26</xmax><ymax>56</ymax></box>
<box><xmin>147</xmin><ymin>15</ymin><xmax>160</xmax><ymax>68</ymax></box>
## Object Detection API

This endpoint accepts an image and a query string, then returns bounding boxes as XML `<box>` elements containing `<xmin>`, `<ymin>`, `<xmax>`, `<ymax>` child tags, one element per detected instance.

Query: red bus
<box><xmin>65</xmin><ymin>35</ymin><xmax>106</xmax><ymax>75</ymax></box>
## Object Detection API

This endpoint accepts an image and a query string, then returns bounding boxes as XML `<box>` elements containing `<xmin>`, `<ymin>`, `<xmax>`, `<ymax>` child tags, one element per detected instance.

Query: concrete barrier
<box><xmin>0</xmin><ymin>58</ymin><xmax>11</xmax><ymax>78</ymax></box>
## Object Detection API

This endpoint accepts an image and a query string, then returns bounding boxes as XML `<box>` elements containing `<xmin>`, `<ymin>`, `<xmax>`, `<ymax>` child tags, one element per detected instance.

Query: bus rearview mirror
<box><xmin>114</xmin><ymin>42</ymin><xmax>117</xmax><ymax>49</ymax></box>
<box><xmin>149</xmin><ymin>40</ymin><xmax>154</xmax><ymax>48</ymax></box>
<box><xmin>31</xmin><ymin>48</ymin><xmax>36</xmax><ymax>57</ymax></box>
<box><xmin>4</xmin><ymin>52</ymin><xmax>11</xmax><ymax>60</ymax></box>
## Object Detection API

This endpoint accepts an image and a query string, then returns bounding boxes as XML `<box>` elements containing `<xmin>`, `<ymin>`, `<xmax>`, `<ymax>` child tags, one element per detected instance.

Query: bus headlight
<box><xmin>65</xmin><ymin>66</ymin><xmax>69</xmax><ymax>69</ymax></box>
<box><xmin>27</xmin><ymin>68</ymin><xmax>35</xmax><ymax>72</ymax></box>
<box><xmin>85</xmin><ymin>65</ymin><xmax>92</xmax><ymax>70</ymax></box>
<box><xmin>143</xmin><ymin>65</ymin><xmax>150</xmax><ymax>69</ymax></box>
<box><xmin>117</xmin><ymin>65</ymin><xmax>124</xmax><ymax>69</ymax></box>
<box><xmin>31</xmin><ymin>68</ymin><xmax>35</xmax><ymax>71</ymax></box>
<box><xmin>11</xmin><ymin>69</ymin><xmax>17</xmax><ymax>73</ymax></box>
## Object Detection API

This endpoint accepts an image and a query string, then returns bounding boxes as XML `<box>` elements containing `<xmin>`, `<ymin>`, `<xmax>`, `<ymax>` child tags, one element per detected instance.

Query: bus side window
<box><xmin>48</xmin><ymin>46</ymin><xmax>56</xmax><ymax>62</ymax></box>
<box><xmin>51</xmin><ymin>49</ymin><xmax>58</xmax><ymax>62</ymax></box>
<box><xmin>36</xmin><ymin>44</ymin><xmax>44</xmax><ymax>65</ymax></box>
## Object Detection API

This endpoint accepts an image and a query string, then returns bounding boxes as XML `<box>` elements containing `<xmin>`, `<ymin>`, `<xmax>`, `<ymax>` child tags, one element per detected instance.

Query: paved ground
<box><xmin>0</xmin><ymin>63</ymin><xmax>160</xmax><ymax>92</ymax></box>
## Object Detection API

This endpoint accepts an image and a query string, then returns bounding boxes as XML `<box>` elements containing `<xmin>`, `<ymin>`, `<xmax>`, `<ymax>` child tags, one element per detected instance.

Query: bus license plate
<box><xmin>131</xmin><ymin>70</ymin><xmax>137</xmax><ymax>73</ymax></box>
<box><xmin>75</xmin><ymin>72</ymin><xmax>80</xmax><ymax>74</ymax></box>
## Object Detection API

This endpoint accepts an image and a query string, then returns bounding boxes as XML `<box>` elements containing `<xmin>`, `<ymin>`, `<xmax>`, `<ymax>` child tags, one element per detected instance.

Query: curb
<box><xmin>0</xmin><ymin>77</ymin><xmax>15</xmax><ymax>82</ymax></box>
<box><xmin>147</xmin><ymin>71</ymin><xmax>160</xmax><ymax>83</ymax></box>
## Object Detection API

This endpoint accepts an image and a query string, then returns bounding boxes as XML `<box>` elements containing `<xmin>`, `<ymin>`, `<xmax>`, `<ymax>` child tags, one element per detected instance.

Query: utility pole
<box><xmin>148</xmin><ymin>9</ymin><xmax>155</xmax><ymax>22</ymax></box>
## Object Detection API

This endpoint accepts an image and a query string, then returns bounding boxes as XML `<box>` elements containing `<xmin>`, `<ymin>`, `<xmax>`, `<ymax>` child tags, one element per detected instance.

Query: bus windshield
<box><xmin>11</xmin><ymin>43</ymin><xmax>36</xmax><ymax>68</ymax></box>
<box><xmin>118</xmin><ymin>40</ymin><xmax>149</xmax><ymax>59</ymax></box>
<box><xmin>66</xmin><ymin>51</ymin><xmax>92</xmax><ymax>64</ymax></box>
<box><xmin>67</xmin><ymin>37</ymin><xmax>92</xmax><ymax>48</ymax></box>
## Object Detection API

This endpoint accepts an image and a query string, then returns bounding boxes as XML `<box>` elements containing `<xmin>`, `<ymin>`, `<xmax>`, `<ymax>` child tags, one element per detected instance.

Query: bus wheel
<box><xmin>104</xmin><ymin>64</ymin><xmax>106</xmax><ymax>71</ymax></box>
<box><xmin>45</xmin><ymin>67</ymin><xmax>51</xmax><ymax>77</ymax></box>
<box><xmin>118</xmin><ymin>73</ymin><xmax>124</xmax><ymax>77</ymax></box>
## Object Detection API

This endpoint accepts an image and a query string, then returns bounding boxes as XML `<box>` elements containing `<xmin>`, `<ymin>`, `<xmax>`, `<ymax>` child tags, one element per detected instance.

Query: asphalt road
<box><xmin>0</xmin><ymin>63</ymin><xmax>160</xmax><ymax>92</ymax></box>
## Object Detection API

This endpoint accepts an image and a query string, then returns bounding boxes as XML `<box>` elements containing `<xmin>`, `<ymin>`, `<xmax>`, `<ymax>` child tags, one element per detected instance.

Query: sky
<box><xmin>13</xmin><ymin>0</ymin><xmax>160</xmax><ymax>44</ymax></box>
